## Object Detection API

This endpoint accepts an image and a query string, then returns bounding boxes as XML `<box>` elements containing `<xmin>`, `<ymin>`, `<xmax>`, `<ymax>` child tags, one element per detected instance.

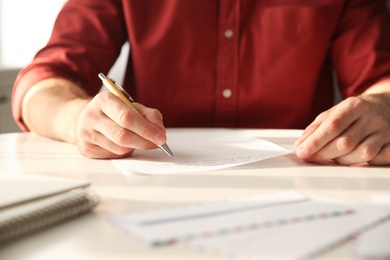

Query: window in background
<box><xmin>0</xmin><ymin>0</ymin><xmax>128</xmax><ymax>84</ymax></box>
<box><xmin>0</xmin><ymin>0</ymin><xmax>66</xmax><ymax>68</ymax></box>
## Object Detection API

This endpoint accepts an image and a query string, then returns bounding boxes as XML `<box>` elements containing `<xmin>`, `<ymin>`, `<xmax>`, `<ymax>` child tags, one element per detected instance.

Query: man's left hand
<box><xmin>295</xmin><ymin>91</ymin><xmax>390</xmax><ymax>166</ymax></box>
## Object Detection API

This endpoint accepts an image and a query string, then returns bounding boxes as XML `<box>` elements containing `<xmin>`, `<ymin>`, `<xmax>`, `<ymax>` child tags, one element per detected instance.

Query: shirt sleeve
<box><xmin>331</xmin><ymin>0</ymin><xmax>390</xmax><ymax>98</ymax></box>
<box><xmin>12</xmin><ymin>0</ymin><xmax>128</xmax><ymax>131</ymax></box>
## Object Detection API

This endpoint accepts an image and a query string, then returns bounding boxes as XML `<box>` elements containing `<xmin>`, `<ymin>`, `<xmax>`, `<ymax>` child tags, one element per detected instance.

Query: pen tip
<box><xmin>159</xmin><ymin>144</ymin><xmax>173</xmax><ymax>157</ymax></box>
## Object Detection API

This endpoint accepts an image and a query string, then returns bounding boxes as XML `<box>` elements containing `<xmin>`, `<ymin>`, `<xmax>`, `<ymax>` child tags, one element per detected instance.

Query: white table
<box><xmin>0</xmin><ymin>129</ymin><xmax>389</xmax><ymax>260</ymax></box>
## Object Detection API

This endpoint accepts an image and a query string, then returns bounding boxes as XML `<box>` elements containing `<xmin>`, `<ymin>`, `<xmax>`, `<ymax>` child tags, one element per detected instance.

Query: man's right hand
<box><xmin>22</xmin><ymin>78</ymin><xmax>167</xmax><ymax>159</ymax></box>
<box><xmin>75</xmin><ymin>91</ymin><xmax>167</xmax><ymax>158</ymax></box>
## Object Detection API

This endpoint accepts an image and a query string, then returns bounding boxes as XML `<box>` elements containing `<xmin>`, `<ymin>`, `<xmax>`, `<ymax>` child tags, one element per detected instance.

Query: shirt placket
<box><xmin>215</xmin><ymin>0</ymin><xmax>240</xmax><ymax>127</ymax></box>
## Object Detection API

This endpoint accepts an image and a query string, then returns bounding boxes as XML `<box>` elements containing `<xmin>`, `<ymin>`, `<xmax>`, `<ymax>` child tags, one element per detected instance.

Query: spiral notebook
<box><xmin>0</xmin><ymin>174</ymin><xmax>98</xmax><ymax>244</ymax></box>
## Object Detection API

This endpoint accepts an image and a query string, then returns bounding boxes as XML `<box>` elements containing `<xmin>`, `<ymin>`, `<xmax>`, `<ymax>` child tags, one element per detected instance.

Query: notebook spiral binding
<box><xmin>0</xmin><ymin>190</ymin><xmax>98</xmax><ymax>244</ymax></box>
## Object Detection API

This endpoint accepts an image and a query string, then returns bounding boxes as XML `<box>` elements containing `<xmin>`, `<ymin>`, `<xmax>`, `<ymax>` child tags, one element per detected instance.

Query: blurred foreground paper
<box><xmin>352</xmin><ymin>219</ymin><xmax>390</xmax><ymax>259</ymax></box>
<box><xmin>111</xmin><ymin>128</ymin><xmax>293</xmax><ymax>175</ymax></box>
<box><xmin>108</xmin><ymin>191</ymin><xmax>390</xmax><ymax>260</ymax></box>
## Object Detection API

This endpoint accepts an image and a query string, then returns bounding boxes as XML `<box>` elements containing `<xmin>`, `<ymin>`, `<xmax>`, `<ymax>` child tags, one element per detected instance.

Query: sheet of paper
<box><xmin>108</xmin><ymin>192</ymin><xmax>370</xmax><ymax>247</ymax></box>
<box><xmin>351</xmin><ymin>211</ymin><xmax>390</xmax><ymax>259</ymax></box>
<box><xmin>107</xmin><ymin>191</ymin><xmax>390</xmax><ymax>259</ymax></box>
<box><xmin>186</xmin><ymin>204</ymin><xmax>390</xmax><ymax>260</ymax></box>
<box><xmin>112</xmin><ymin>129</ymin><xmax>293</xmax><ymax>175</ymax></box>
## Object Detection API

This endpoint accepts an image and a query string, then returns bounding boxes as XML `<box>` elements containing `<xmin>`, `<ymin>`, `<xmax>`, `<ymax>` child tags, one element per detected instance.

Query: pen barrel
<box><xmin>102</xmin><ymin>78</ymin><xmax>135</xmax><ymax>108</ymax></box>
<box><xmin>99</xmin><ymin>73</ymin><xmax>173</xmax><ymax>157</ymax></box>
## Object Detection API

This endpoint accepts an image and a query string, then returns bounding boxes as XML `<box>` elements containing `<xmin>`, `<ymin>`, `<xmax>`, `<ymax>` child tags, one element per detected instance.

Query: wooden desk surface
<box><xmin>0</xmin><ymin>129</ymin><xmax>389</xmax><ymax>260</ymax></box>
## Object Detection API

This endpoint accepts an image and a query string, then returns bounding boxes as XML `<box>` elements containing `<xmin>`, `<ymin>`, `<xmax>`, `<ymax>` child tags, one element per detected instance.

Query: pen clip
<box><xmin>113</xmin><ymin>80</ymin><xmax>135</xmax><ymax>103</ymax></box>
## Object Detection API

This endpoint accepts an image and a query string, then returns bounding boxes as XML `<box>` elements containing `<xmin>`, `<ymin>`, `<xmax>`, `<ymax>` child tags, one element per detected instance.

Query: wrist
<box><xmin>22</xmin><ymin>78</ymin><xmax>91</xmax><ymax>143</ymax></box>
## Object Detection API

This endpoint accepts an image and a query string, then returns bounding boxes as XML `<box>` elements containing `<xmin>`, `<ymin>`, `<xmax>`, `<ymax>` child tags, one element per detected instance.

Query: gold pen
<box><xmin>98</xmin><ymin>73</ymin><xmax>173</xmax><ymax>157</ymax></box>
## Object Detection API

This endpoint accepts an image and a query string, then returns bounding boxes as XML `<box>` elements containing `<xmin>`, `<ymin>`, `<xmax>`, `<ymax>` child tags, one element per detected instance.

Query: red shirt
<box><xmin>12</xmin><ymin>0</ymin><xmax>390</xmax><ymax>131</ymax></box>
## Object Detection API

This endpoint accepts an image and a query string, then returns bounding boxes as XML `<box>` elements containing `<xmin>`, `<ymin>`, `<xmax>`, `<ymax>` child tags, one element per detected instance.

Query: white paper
<box><xmin>107</xmin><ymin>192</ymin><xmax>377</xmax><ymax>247</ymax></box>
<box><xmin>111</xmin><ymin>191</ymin><xmax>308</xmax><ymax>227</ymax></box>
<box><xmin>351</xmin><ymin>210</ymin><xmax>390</xmax><ymax>259</ymax></box>
<box><xmin>108</xmin><ymin>191</ymin><xmax>390</xmax><ymax>259</ymax></box>
<box><xmin>187</xmin><ymin>205</ymin><xmax>390</xmax><ymax>260</ymax></box>
<box><xmin>112</xmin><ymin>129</ymin><xmax>293</xmax><ymax>175</ymax></box>
<box><xmin>108</xmin><ymin>192</ymin><xmax>310</xmax><ymax>246</ymax></box>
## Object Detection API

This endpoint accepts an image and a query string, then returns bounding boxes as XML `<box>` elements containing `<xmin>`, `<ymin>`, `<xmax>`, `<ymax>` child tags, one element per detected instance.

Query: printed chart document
<box><xmin>112</xmin><ymin>129</ymin><xmax>293</xmax><ymax>175</ymax></box>
<box><xmin>352</xmin><ymin>219</ymin><xmax>390</xmax><ymax>259</ymax></box>
<box><xmin>107</xmin><ymin>191</ymin><xmax>390</xmax><ymax>260</ymax></box>
<box><xmin>108</xmin><ymin>191</ymin><xmax>310</xmax><ymax>246</ymax></box>
<box><xmin>187</xmin><ymin>205</ymin><xmax>390</xmax><ymax>260</ymax></box>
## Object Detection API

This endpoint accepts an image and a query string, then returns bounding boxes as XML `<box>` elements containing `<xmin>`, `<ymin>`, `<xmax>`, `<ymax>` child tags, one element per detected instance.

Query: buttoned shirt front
<box><xmin>12</xmin><ymin>0</ymin><xmax>390</xmax><ymax>130</ymax></box>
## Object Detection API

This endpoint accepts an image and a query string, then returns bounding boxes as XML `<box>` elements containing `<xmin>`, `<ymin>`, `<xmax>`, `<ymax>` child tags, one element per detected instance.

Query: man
<box><xmin>12</xmin><ymin>0</ymin><xmax>390</xmax><ymax>165</ymax></box>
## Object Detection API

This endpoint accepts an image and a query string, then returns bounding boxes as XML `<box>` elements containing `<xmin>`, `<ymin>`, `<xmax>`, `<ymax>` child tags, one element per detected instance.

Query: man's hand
<box><xmin>75</xmin><ymin>91</ymin><xmax>167</xmax><ymax>158</ymax></box>
<box><xmin>22</xmin><ymin>78</ymin><xmax>167</xmax><ymax>159</ymax></box>
<box><xmin>295</xmin><ymin>89</ymin><xmax>390</xmax><ymax>166</ymax></box>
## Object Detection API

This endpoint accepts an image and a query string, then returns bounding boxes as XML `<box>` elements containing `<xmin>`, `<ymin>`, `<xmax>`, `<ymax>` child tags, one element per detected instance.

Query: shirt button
<box><xmin>222</xmin><ymin>89</ymin><xmax>232</xmax><ymax>98</ymax></box>
<box><xmin>224</xmin><ymin>29</ymin><xmax>234</xmax><ymax>39</ymax></box>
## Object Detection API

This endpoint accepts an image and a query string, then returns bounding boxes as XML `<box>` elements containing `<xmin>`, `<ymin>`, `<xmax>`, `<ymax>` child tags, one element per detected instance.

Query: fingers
<box><xmin>75</xmin><ymin>92</ymin><xmax>167</xmax><ymax>159</ymax></box>
<box><xmin>295</xmin><ymin>96</ymin><xmax>390</xmax><ymax>165</ymax></box>
<box><xmin>97</xmin><ymin>116</ymin><xmax>158</xmax><ymax>150</ymax></box>
<box><xmin>101</xmin><ymin>94</ymin><xmax>167</xmax><ymax>146</ymax></box>
<box><xmin>368</xmin><ymin>144</ymin><xmax>390</xmax><ymax>166</ymax></box>
<box><xmin>296</xmin><ymin>99</ymin><xmax>359</xmax><ymax>160</ymax></box>
<box><xmin>77</xmin><ymin>115</ymin><xmax>155</xmax><ymax>158</ymax></box>
<box><xmin>133</xmin><ymin>103</ymin><xmax>166</xmax><ymax>132</ymax></box>
<box><xmin>77</xmin><ymin>131</ymin><xmax>134</xmax><ymax>159</ymax></box>
<box><xmin>333</xmin><ymin>133</ymin><xmax>385</xmax><ymax>165</ymax></box>
<box><xmin>294</xmin><ymin>108</ymin><xmax>331</xmax><ymax>148</ymax></box>
<box><xmin>300</xmin><ymin>115</ymin><xmax>372</xmax><ymax>163</ymax></box>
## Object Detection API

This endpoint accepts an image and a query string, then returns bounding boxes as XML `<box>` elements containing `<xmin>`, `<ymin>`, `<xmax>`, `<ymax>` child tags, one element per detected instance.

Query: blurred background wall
<box><xmin>0</xmin><ymin>0</ymin><xmax>128</xmax><ymax>133</ymax></box>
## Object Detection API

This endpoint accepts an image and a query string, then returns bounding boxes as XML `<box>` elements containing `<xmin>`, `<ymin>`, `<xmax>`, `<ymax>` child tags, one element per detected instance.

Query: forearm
<box><xmin>22</xmin><ymin>78</ymin><xmax>91</xmax><ymax>144</ymax></box>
